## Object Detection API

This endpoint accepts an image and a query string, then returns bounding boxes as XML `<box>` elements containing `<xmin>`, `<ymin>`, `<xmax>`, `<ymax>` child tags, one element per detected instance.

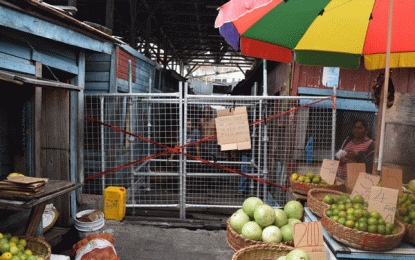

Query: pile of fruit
<box><xmin>324</xmin><ymin>194</ymin><xmax>399</xmax><ymax>235</ymax></box>
<box><xmin>396</xmin><ymin>193</ymin><xmax>415</xmax><ymax>225</ymax></box>
<box><xmin>291</xmin><ymin>172</ymin><xmax>328</xmax><ymax>185</ymax></box>
<box><xmin>276</xmin><ymin>248</ymin><xmax>310</xmax><ymax>260</ymax></box>
<box><xmin>229</xmin><ymin>197</ymin><xmax>304</xmax><ymax>243</ymax></box>
<box><xmin>0</xmin><ymin>234</ymin><xmax>43</xmax><ymax>260</ymax></box>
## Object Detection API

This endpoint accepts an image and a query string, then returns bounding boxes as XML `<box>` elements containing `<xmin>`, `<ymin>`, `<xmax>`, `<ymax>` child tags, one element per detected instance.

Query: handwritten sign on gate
<box><xmin>293</xmin><ymin>221</ymin><xmax>326</xmax><ymax>260</ymax></box>
<box><xmin>215</xmin><ymin>106</ymin><xmax>251</xmax><ymax>151</ymax></box>
<box><xmin>368</xmin><ymin>186</ymin><xmax>399</xmax><ymax>223</ymax></box>
<box><xmin>319</xmin><ymin>159</ymin><xmax>339</xmax><ymax>185</ymax></box>
<box><xmin>351</xmin><ymin>172</ymin><xmax>380</xmax><ymax>203</ymax></box>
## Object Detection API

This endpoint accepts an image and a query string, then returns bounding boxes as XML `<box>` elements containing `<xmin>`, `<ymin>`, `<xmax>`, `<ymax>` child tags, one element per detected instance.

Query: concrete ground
<box><xmin>104</xmin><ymin>220</ymin><xmax>234</xmax><ymax>260</ymax></box>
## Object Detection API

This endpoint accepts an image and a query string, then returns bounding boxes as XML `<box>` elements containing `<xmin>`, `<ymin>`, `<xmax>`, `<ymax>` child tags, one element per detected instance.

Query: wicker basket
<box><xmin>19</xmin><ymin>236</ymin><xmax>52</xmax><ymax>260</ymax></box>
<box><xmin>396</xmin><ymin>219</ymin><xmax>415</xmax><ymax>245</ymax></box>
<box><xmin>321</xmin><ymin>212</ymin><xmax>405</xmax><ymax>251</ymax></box>
<box><xmin>290</xmin><ymin>176</ymin><xmax>345</xmax><ymax>195</ymax></box>
<box><xmin>231</xmin><ymin>243</ymin><xmax>294</xmax><ymax>260</ymax></box>
<box><xmin>307</xmin><ymin>188</ymin><xmax>345</xmax><ymax>217</ymax></box>
<box><xmin>226</xmin><ymin>218</ymin><xmax>294</xmax><ymax>252</ymax></box>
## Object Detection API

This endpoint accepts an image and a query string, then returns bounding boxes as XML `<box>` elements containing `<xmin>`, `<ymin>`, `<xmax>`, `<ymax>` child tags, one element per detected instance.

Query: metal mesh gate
<box><xmin>84</xmin><ymin>87</ymin><xmax>335</xmax><ymax>218</ymax></box>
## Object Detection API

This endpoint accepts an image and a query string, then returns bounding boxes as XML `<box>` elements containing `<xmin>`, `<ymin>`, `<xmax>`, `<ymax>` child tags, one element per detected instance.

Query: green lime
<box><xmin>345</xmin><ymin>203</ymin><xmax>354</xmax><ymax>210</ymax></box>
<box><xmin>330</xmin><ymin>204</ymin><xmax>338</xmax><ymax>210</ymax></box>
<box><xmin>332</xmin><ymin>196</ymin><xmax>340</xmax><ymax>203</ymax></box>
<box><xmin>352</xmin><ymin>194</ymin><xmax>365</xmax><ymax>204</ymax></box>
<box><xmin>377</xmin><ymin>225</ymin><xmax>386</xmax><ymax>235</ymax></box>
<box><xmin>345</xmin><ymin>220</ymin><xmax>355</xmax><ymax>228</ymax></box>
<box><xmin>354</xmin><ymin>209</ymin><xmax>363</xmax><ymax>219</ymax></box>
<box><xmin>358</xmin><ymin>217</ymin><xmax>368</xmax><ymax>223</ymax></box>
<box><xmin>338</xmin><ymin>211</ymin><xmax>347</xmax><ymax>218</ymax></box>
<box><xmin>403</xmin><ymin>216</ymin><xmax>411</xmax><ymax>223</ymax></box>
<box><xmin>368</xmin><ymin>224</ymin><xmax>378</xmax><ymax>234</ymax></box>
<box><xmin>306</xmin><ymin>172</ymin><xmax>315</xmax><ymax>179</ymax></box>
<box><xmin>385</xmin><ymin>227</ymin><xmax>392</xmax><ymax>235</ymax></box>
<box><xmin>378</xmin><ymin>219</ymin><xmax>386</xmax><ymax>226</ymax></box>
<box><xmin>338</xmin><ymin>217</ymin><xmax>346</xmax><ymax>226</ymax></box>
<box><xmin>0</xmin><ymin>243</ymin><xmax>10</xmax><ymax>254</ymax></box>
<box><xmin>358</xmin><ymin>222</ymin><xmax>368</xmax><ymax>232</ymax></box>
<box><xmin>385</xmin><ymin>222</ymin><xmax>394</xmax><ymax>230</ymax></box>
<box><xmin>298</xmin><ymin>176</ymin><xmax>305</xmax><ymax>182</ymax></box>
<box><xmin>354</xmin><ymin>221</ymin><xmax>359</xmax><ymax>229</ymax></box>
<box><xmin>304</xmin><ymin>177</ymin><xmax>311</xmax><ymax>183</ymax></box>
<box><xmin>363</xmin><ymin>202</ymin><xmax>369</xmax><ymax>208</ymax></box>
<box><xmin>330</xmin><ymin>215</ymin><xmax>339</xmax><ymax>222</ymax></box>
<box><xmin>323</xmin><ymin>195</ymin><xmax>334</xmax><ymax>205</ymax></box>
<box><xmin>353</xmin><ymin>203</ymin><xmax>364</xmax><ymax>210</ymax></box>
<box><xmin>0</xmin><ymin>238</ymin><xmax>8</xmax><ymax>245</ymax></box>
<box><xmin>337</xmin><ymin>204</ymin><xmax>346</xmax><ymax>211</ymax></box>
<box><xmin>362</xmin><ymin>209</ymin><xmax>370</xmax><ymax>218</ymax></box>
<box><xmin>346</xmin><ymin>208</ymin><xmax>354</xmax><ymax>215</ymax></box>
<box><xmin>325</xmin><ymin>210</ymin><xmax>333</xmax><ymax>217</ymax></box>
<box><xmin>409</xmin><ymin>211</ymin><xmax>415</xmax><ymax>220</ymax></box>
<box><xmin>321</xmin><ymin>179</ymin><xmax>327</xmax><ymax>185</ymax></box>
<box><xmin>398</xmin><ymin>207</ymin><xmax>409</xmax><ymax>216</ymax></box>
<box><xmin>312</xmin><ymin>176</ymin><xmax>321</xmax><ymax>184</ymax></box>
<box><xmin>346</xmin><ymin>214</ymin><xmax>356</xmax><ymax>222</ymax></box>
<box><xmin>340</xmin><ymin>194</ymin><xmax>350</xmax><ymax>202</ymax></box>
<box><xmin>332</xmin><ymin>209</ymin><xmax>340</xmax><ymax>216</ymax></box>
<box><xmin>345</xmin><ymin>198</ymin><xmax>353</xmax><ymax>204</ymax></box>
<box><xmin>367</xmin><ymin>217</ymin><xmax>378</xmax><ymax>226</ymax></box>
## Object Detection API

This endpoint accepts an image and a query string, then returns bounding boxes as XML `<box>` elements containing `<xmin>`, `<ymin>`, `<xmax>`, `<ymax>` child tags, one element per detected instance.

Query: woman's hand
<box><xmin>346</xmin><ymin>150</ymin><xmax>358</xmax><ymax>159</ymax></box>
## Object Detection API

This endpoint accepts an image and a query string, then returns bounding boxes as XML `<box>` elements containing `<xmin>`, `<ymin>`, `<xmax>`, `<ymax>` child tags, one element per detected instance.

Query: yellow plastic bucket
<box><xmin>103</xmin><ymin>186</ymin><xmax>126</xmax><ymax>221</ymax></box>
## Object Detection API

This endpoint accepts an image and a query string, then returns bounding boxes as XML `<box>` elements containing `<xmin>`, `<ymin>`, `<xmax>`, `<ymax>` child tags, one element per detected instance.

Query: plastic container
<box><xmin>75</xmin><ymin>209</ymin><xmax>105</xmax><ymax>239</ymax></box>
<box><xmin>103</xmin><ymin>186</ymin><xmax>126</xmax><ymax>221</ymax></box>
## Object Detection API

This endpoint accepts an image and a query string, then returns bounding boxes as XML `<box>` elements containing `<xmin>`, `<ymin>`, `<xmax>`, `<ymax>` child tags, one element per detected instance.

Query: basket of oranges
<box><xmin>290</xmin><ymin>172</ymin><xmax>345</xmax><ymax>195</ymax></box>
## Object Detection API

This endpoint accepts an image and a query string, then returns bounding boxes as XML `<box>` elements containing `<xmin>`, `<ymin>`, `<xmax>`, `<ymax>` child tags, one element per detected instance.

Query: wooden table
<box><xmin>0</xmin><ymin>180</ymin><xmax>82</xmax><ymax>236</ymax></box>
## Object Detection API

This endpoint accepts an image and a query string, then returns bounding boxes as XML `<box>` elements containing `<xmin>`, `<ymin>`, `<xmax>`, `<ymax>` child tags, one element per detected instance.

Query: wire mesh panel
<box><xmin>84</xmin><ymin>92</ymin><xmax>335</xmax><ymax>217</ymax></box>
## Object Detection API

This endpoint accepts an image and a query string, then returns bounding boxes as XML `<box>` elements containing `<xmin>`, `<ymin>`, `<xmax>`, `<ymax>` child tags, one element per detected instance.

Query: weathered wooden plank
<box><xmin>0</xmin><ymin>52</ymin><xmax>35</xmax><ymax>75</ymax></box>
<box><xmin>0</xmin><ymin>35</ymin><xmax>31</xmax><ymax>60</ymax></box>
<box><xmin>0</xmin><ymin>5</ymin><xmax>114</xmax><ymax>54</ymax></box>
<box><xmin>85</xmin><ymin>72</ymin><xmax>110</xmax><ymax>82</ymax></box>
<box><xmin>32</xmin><ymin>50</ymin><xmax>78</xmax><ymax>75</ymax></box>
<box><xmin>298</xmin><ymin>87</ymin><xmax>373</xmax><ymax>100</ymax></box>
<box><xmin>41</xmin><ymin>88</ymin><xmax>69</xmax><ymax>149</ymax></box>
<box><xmin>85</xmin><ymin>82</ymin><xmax>110</xmax><ymax>92</ymax></box>
<box><xmin>40</xmin><ymin>149</ymin><xmax>71</xmax><ymax>226</ymax></box>
<box><xmin>86</xmin><ymin>62</ymin><xmax>111</xmax><ymax>72</ymax></box>
<box><xmin>86</xmin><ymin>53</ymin><xmax>111</xmax><ymax>62</ymax></box>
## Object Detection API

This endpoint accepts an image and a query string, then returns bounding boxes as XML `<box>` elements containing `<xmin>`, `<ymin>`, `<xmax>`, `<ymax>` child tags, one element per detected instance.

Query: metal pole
<box><xmin>100</xmin><ymin>97</ymin><xmax>105</xmax><ymax>192</ymax></box>
<box><xmin>332</xmin><ymin>84</ymin><xmax>337</xmax><ymax>160</ymax></box>
<box><xmin>262</xmin><ymin>59</ymin><xmax>268</xmax><ymax>203</ymax></box>
<box><xmin>377</xmin><ymin>0</ymin><xmax>393</xmax><ymax>173</ymax></box>
<box><xmin>250</xmin><ymin>83</ymin><xmax>258</xmax><ymax>195</ymax></box>
<box><xmin>180</xmin><ymin>82</ymin><xmax>185</xmax><ymax>219</ymax></box>
<box><xmin>146</xmin><ymin>77</ymin><xmax>152</xmax><ymax>192</ymax></box>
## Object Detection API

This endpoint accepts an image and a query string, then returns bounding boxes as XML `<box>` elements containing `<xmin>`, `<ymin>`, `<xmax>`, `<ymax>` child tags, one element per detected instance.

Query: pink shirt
<box><xmin>337</xmin><ymin>137</ymin><xmax>373</xmax><ymax>180</ymax></box>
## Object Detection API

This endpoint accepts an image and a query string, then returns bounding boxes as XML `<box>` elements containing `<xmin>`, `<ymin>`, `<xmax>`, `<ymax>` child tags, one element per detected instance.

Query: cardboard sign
<box><xmin>319</xmin><ymin>159</ymin><xmax>339</xmax><ymax>185</ymax></box>
<box><xmin>293</xmin><ymin>221</ymin><xmax>326</xmax><ymax>260</ymax></box>
<box><xmin>351</xmin><ymin>172</ymin><xmax>380</xmax><ymax>202</ymax></box>
<box><xmin>215</xmin><ymin>106</ymin><xmax>251</xmax><ymax>151</ymax></box>
<box><xmin>368</xmin><ymin>186</ymin><xmax>399</xmax><ymax>223</ymax></box>
<box><xmin>7</xmin><ymin>176</ymin><xmax>48</xmax><ymax>185</ymax></box>
<box><xmin>381</xmin><ymin>167</ymin><xmax>403</xmax><ymax>196</ymax></box>
<box><xmin>346</xmin><ymin>163</ymin><xmax>366</xmax><ymax>194</ymax></box>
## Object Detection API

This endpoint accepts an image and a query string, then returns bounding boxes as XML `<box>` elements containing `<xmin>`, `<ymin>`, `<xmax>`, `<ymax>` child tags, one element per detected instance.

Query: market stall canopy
<box><xmin>215</xmin><ymin>0</ymin><xmax>415</xmax><ymax>70</ymax></box>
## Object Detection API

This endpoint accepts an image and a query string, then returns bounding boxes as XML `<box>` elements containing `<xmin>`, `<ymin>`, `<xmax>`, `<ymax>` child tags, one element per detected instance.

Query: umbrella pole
<box><xmin>373</xmin><ymin>0</ymin><xmax>393</xmax><ymax>175</ymax></box>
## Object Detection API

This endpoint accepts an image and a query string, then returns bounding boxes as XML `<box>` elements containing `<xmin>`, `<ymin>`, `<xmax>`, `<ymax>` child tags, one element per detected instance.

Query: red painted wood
<box><xmin>116</xmin><ymin>47</ymin><xmax>136</xmax><ymax>83</ymax></box>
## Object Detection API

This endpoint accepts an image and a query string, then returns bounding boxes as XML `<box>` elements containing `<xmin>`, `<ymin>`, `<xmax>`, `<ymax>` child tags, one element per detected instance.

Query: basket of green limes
<box><xmin>321</xmin><ymin>194</ymin><xmax>405</xmax><ymax>251</ymax></box>
<box><xmin>0</xmin><ymin>234</ymin><xmax>51</xmax><ymax>260</ymax></box>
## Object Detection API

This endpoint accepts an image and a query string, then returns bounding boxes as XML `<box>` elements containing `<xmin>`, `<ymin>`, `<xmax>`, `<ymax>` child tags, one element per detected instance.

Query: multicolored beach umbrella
<box><xmin>215</xmin><ymin>0</ymin><xmax>415</xmax><ymax>70</ymax></box>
